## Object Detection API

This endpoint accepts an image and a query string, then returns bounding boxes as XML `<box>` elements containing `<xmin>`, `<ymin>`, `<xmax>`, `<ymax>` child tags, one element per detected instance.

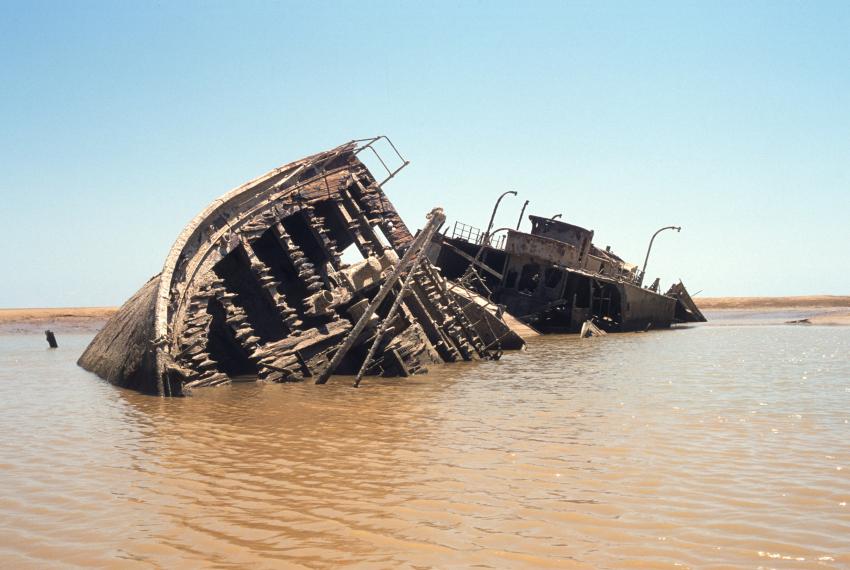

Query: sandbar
<box><xmin>0</xmin><ymin>307</ymin><xmax>117</xmax><ymax>334</ymax></box>
<box><xmin>697</xmin><ymin>296</ymin><xmax>850</xmax><ymax>326</ymax></box>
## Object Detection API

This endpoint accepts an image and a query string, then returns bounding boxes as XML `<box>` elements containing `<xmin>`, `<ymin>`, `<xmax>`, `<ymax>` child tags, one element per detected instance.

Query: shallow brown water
<box><xmin>1</xmin><ymin>315</ymin><xmax>848</xmax><ymax>568</ymax></box>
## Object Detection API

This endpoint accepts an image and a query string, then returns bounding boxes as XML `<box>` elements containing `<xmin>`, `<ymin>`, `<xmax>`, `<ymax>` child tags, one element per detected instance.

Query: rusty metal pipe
<box><xmin>640</xmin><ymin>225</ymin><xmax>681</xmax><ymax>287</ymax></box>
<box><xmin>516</xmin><ymin>200</ymin><xmax>530</xmax><ymax>230</ymax></box>
<box><xmin>304</xmin><ymin>290</ymin><xmax>335</xmax><ymax>316</ymax></box>
<box><xmin>475</xmin><ymin>227</ymin><xmax>512</xmax><ymax>260</ymax></box>
<box><xmin>484</xmin><ymin>191</ymin><xmax>517</xmax><ymax>245</ymax></box>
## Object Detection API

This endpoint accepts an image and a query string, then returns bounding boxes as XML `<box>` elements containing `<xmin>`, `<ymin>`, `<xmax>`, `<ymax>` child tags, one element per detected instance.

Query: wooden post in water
<box><xmin>45</xmin><ymin>330</ymin><xmax>58</xmax><ymax>348</ymax></box>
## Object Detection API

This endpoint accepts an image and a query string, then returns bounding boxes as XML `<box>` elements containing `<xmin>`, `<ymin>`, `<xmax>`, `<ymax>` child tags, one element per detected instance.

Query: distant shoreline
<box><xmin>0</xmin><ymin>307</ymin><xmax>117</xmax><ymax>324</ymax></box>
<box><xmin>1</xmin><ymin>296</ymin><xmax>849</xmax><ymax>330</ymax></box>
<box><xmin>0</xmin><ymin>307</ymin><xmax>117</xmax><ymax>334</ymax></box>
<box><xmin>695</xmin><ymin>295</ymin><xmax>850</xmax><ymax>309</ymax></box>
<box><xmin>696</xmin><ymin>296</ymin><xmax>850</xmax><ymax>326</ymax></box>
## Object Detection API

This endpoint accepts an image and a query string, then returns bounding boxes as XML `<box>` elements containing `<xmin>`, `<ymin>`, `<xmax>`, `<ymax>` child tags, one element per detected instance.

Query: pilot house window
<box><xmin>518</xmin><ymin>263</ymin><xmax>541</xmax><ymax>294</ymax></box>
<box><xmin>544</xmin><ymin>267</ymin><xmax>562</xmax><ymax>289</ymax></box>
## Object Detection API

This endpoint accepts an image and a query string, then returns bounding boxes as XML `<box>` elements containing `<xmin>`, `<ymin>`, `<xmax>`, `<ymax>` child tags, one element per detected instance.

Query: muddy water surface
<box><xmin>1</xmin><ymin>315</ymin><xmax>848</xmax><ymax>568</ymax></box>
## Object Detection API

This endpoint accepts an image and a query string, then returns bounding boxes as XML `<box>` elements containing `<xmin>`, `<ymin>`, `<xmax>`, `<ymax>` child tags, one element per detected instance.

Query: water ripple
<box><xmin>0</xmin><ymin>324</ymin><xmax>848</xmax><ymax>568</ymax></box>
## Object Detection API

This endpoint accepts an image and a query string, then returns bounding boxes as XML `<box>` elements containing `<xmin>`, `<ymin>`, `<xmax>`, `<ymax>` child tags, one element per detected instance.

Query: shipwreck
<box><xmin>79</xmin><ymin>138</ymin><xmax>525</xmax><ymax>396</ymax></box>
<box><xmin>428</xmin><ymin>213</ymin><xmax>706</xmax><ymax>333</ymax></box>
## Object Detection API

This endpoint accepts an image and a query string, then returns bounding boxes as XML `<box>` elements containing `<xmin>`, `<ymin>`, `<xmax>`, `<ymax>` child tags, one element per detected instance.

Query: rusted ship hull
<box><xmin>79</xmin><ymin>139</ymin><xmax>524</xmax><ymax>396</ymax></box>
<box><xmin>492</xmin><ymin>275</ymin><xmax>678</xmax><ymax>333</ymax></box>
<box><xmin>429</xmin><ymin>213</ymin><xmax>706</xmax><ymax>334</ymax></box>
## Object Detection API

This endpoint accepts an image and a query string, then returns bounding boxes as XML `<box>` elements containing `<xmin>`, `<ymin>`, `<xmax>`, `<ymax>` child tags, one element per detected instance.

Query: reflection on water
<box><xmin>1</xmin><ymin>320</ymin><xmax>848</xmax><ymax>569</ymax></box>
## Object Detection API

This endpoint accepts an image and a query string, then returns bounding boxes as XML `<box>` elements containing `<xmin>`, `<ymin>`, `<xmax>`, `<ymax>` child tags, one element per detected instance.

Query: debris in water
<box><xmin>579</xmin><ymin>320</ymin><xmax>607</xmax><ymax>338</ymax></box>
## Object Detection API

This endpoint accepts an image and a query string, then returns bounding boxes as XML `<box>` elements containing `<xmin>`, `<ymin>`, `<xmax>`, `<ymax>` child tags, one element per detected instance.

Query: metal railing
<box><xmin>450</xmin><ymin>221</ymin><xmax>482</xmax><ymax>244</ymax></box>
<box><xmin>352</xmin><ymin>136</ymin><xmax>410</xmax><ymax>189</ymax></box>
<box><xmin>449</xmin><ymin>221</ymin><xmax>508</xmax><ymax>250</ymax></box>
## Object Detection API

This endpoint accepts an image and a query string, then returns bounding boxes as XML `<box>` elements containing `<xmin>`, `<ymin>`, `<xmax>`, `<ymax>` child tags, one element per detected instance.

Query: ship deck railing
<box><xmin>449</xmin><ymin>221</ymin><xmax>507</xmax><ymax>250</ymax></box>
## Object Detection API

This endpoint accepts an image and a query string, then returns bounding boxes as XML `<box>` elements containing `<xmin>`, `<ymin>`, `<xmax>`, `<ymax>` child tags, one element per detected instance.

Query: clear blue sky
<box><xmin>2</xmin><ymin>0</ymin><xmax>848</xmax><ymax>307</ymax></box>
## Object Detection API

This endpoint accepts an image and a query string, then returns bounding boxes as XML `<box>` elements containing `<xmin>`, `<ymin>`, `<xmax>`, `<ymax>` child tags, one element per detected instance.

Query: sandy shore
<box><xmin>804</xmin><ymin>312</ymin><xmax>850</xmax><ymax>325</ymax></box>
<box><xmin>0</xmin><ymin>307</ymin><xmax>117</xmax><ymax>334</ymax></box>
<box><xmin>0</xmin><ymin>307</ymin><xmax>117</xmax><ymax>323</ymax></box>
<box><xmin>697</xmin><ymin>296</ymin><xmax>850</xmax><ymax>326</ymax></box>
<box><xmin>696</xmin><ymin>295</ymin><xmax>850</xmax><ymax>310</ymax></box>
